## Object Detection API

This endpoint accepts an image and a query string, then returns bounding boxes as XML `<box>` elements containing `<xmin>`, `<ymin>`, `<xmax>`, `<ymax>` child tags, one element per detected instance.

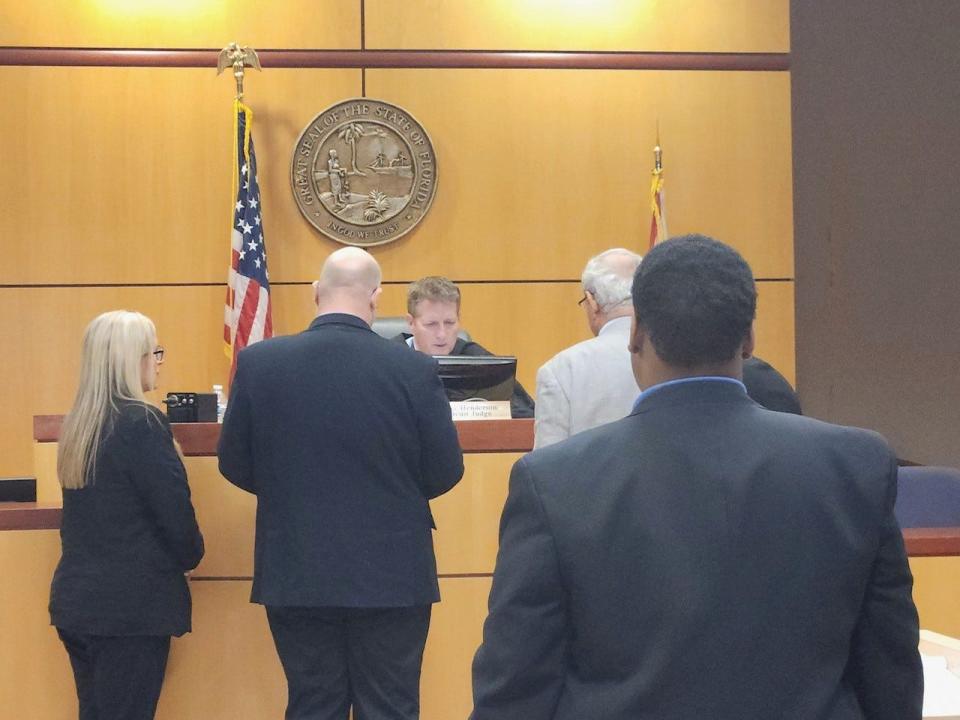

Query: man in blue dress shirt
<box><xmin>471</xmin><ymin>234</ymin><xmax>922</xmax><ymax>720</ymax></box>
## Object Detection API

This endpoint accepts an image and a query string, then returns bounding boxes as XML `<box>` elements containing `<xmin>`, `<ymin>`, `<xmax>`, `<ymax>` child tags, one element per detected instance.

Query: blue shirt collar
<box><xmin>632</xmin><ymin>376</ymin><xmax>747</xmax><ymax>413</ymax></box>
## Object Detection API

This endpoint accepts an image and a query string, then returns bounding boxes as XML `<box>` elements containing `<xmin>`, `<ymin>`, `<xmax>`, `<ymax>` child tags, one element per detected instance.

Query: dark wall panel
<box><xmin>792</xmin><ymin>1</ymin><xmax>960</xmax><ymax>465</ymax></box>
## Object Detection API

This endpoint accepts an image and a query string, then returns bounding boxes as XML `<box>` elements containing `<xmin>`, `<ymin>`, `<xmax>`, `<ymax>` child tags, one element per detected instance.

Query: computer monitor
<box><xmin>432</xmin><ymin>355</ymin><xmax>517</xmax><ymax>403</ymax></box>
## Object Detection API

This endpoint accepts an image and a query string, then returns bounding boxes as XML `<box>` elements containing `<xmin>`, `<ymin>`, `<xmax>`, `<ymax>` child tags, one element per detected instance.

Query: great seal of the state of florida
<box><xmin>291</xmin><ymin>98</ymin><xmax>438</xmax><ymax>247</ymax></box>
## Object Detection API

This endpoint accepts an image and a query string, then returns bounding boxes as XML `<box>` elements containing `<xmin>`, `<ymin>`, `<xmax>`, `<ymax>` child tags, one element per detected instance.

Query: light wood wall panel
<box><xmin>361</xmin><ymin>69</ymin><xmax>793</xmax><ymax>282</ymax></box>
<box><xmin>421</xmin><ymin>577</ymin><xmax>492</xmax><ymax>719</ymax></box>
<box><xmin>275</xmin><ymin>281</ymin><xmax>794</xmax><ymax>391</ymax></box>
<box><xmin>0</xmin><ymin>66</ymin><xmax>359</xmax><ymax>286</ymax></box>
<box><xmin>432</xmin><ymin>454</ymin><xmax>517</xmax><ymax>574</ymax></box>
<box><xmin>0</xmin><ymin>0</ymin><xmax>359</xmax><ymax>49</ymax></box>
<box><xmin>2</xmin><ymin>67</ymin><xmax>792</xmax><ymax>285</ymax></box>
<box><xmin>33</xmin><ymin>443</ymin><xmax>60</xmax><ymax>503</ymax></box>
<box><xmin>910</xmin><ymin>557</ymin><xmax>960</xmax><ymax>638</ymax></box>
<box><xmin>367</xmin><ymin>0</ymin><xmax>789</xmax><ymax>53</ymax></box>
<box><xmin>184</xmin><ymin>458</ymin><xmax>257</xmax><ymax>578</ymax></box>
<box><xmin>0</xmin><ymin>530</ymin><xmax>75</xmax><ymax>719</ymax></box>
<box><xmin>181</xmin><ymin>452</ymin><xmax>516</xmax><ymax>578</ymax></box>
<box><xmin>1</xmin><ymin>286</ymin><xmax>230</xmax><ymax>478</ymax></box>
<box><xmin>0</xmin><ymin>280</ymin><xmax>792</xmax><ymax>478</ymax></box>
<box><xmin>159</xmin><ymin>581</ymin><xmax>287</xmax><ymax>720</ymax></box>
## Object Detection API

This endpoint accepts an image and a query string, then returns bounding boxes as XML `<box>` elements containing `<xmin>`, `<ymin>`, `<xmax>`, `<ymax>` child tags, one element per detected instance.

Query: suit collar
<box><xmin>308</xmin><ymin>313</ymin><xmax>372</xmax><ymax>332</ymax></box>
<box><xmin>631</xmin><ymin>377</ymin><xmax>752</xmax><ymax>416</ymax></box>
<box><xmin>598</xmin><ymin>315</ymin><xmax>632</xmax><ymax>337</ymax></box>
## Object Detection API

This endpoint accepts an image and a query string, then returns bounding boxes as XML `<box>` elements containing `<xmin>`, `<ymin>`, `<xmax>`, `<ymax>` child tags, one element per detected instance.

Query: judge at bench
<box><xmin>392</xmin><ymin>275</ymin><xmax>535</xmax><ymax>418</ymax></box>
<box><xmin>471</xmin><ymin>235</ymin><xmax>921</xmax><ymax>719</ymax></box>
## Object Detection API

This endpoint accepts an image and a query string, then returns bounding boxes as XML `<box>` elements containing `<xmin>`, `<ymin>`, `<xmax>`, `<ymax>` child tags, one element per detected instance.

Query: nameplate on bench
<box><xmin>450</xmin><ymin>401</ymin><xmax>511</xmax><ymax>421</ymax></box>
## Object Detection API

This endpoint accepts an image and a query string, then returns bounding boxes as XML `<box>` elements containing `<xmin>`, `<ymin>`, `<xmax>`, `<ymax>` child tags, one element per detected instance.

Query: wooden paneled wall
<box><xmin>0</xmin><ymin>0</ymin><xmax>793</xmax><ymax>479</ymax></box>
<box><xmin>2</xmin><ymin>2</ymin><xmax>792</xmax><ymax>718</ymax></box>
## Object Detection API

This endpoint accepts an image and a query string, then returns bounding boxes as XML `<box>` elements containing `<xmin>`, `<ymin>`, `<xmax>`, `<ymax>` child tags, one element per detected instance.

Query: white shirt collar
<box><xmin>598</xmin><ymin>315</ymin><xmax>632</xmax><ymax>336</ymax></box>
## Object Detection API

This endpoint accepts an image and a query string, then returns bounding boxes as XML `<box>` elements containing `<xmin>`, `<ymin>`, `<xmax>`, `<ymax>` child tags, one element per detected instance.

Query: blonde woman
<box><xmin>49</xmin><ymin>311</ymin><xmax>204</xmax><ymax>720</ymax></box>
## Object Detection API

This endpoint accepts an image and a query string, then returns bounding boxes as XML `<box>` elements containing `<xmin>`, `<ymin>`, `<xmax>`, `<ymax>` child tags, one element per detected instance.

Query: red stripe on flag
<box><xmin>263</xmin><ymin>296</ymin><xmax>273</xmax><ymax>338</ymax></box>
<box><xmin>234</xmin><ymin>279</ymin><xmax>263</xmax><ymax>353</ymax></box>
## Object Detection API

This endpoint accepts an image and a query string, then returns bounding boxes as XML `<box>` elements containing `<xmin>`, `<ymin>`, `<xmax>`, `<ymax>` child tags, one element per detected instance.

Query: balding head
<box><xmin>313</xmin><ymin>247</ymin><xmax>383</xmax><ymax>324</ymax></box>
<box><xmin>580</xmin><ymin>248</ymin><xmax>643</xmax><ymax>335</ymax></box>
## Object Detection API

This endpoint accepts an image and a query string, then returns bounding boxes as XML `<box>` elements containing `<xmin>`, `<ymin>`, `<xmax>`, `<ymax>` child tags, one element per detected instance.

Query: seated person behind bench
<box><xmin>393</xmin><ymin>276</ymin><xmax>535</xmax><ymax>418</ymax></box>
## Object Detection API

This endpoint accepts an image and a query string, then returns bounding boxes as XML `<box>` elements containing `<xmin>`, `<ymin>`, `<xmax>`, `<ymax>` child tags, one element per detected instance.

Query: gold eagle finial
<box><xmin>217</xmin><ymin>43</ymin><xmax>262</xmax><ymax>100</ymax></box>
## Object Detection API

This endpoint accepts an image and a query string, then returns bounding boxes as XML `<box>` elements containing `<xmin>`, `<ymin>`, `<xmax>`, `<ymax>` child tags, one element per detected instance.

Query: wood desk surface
<box><xmin>33</xmin><ymin>415</ymin><xmax>534</xmax><ymax>455</ymax></box>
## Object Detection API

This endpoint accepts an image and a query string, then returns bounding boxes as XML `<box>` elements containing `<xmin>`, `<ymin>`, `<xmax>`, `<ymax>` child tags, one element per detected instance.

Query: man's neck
<box><xmin>597</xmin><ymin>309</ymin><xmax>632</xmax><ymax>335</ymax></box>
<box><xmin>641</xmin><ymin>359</ymin><xmax>744</xmax><ymax>389</ymax></box>
<box><xmin>599</xmin><ymin>312</ymin><xmax>631</xmax><ymax>329</ymax></box>
<box><xmin>315</xmin><ymin>305</ymin><xmax>371</xmax><ymax>325</ymax></box>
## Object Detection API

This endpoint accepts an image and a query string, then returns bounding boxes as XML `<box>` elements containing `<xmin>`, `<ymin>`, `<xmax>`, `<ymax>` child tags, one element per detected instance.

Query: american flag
<box><xmin>224</xmin><ymin>100</ymin><xmax>272</xmax><ymax>381</ymax></box>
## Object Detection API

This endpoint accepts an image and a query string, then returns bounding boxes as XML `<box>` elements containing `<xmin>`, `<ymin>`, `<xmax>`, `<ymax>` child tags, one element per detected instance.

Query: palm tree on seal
<box><xmin>364</xmin><ymin>190</ymin><xmax>390</xmax><ymax>221</ymax></box>
<box><xmin>337</xmin><ymin>123</ymin><xmax>367</xmax><ymax>175</ymax></box>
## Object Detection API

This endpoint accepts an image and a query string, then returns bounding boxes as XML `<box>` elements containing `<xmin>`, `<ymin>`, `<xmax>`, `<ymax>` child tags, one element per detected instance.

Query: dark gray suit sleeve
<box><xmin>124</xmin><ymin>410</ymin><xmax>205</xmax><ymax>571</ymax></box>
<box><xmin>413</xmin><ymin>358</ymin><xmax>464</xmax><ymax>499</ymax></box>
<box><xmin>471</xmin><ymin>458</ymin><xmax>568</xmax><ymax>720</ymax></box>
<box><xmin>217</xmin><ymin>359</ymin><xmax>257</xmax><ymax>494</ymax></box>
<box><xmin>844</xmin><ymin>453</ymin><xmax>923</xmax><ymax>719</ymax></box>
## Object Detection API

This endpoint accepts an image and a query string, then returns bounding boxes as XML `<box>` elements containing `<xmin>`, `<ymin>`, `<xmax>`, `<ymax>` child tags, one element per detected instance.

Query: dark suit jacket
<box><xmin>218</xmin><ymin>314</ymin><xmax>465</xmax><ymax>607</ymax></box>
<box><xmin>49</xmin><ymin>402</ymin><xmax>204</xmax><ymax>637</ymax></box>
<box><xmin>743</xmin><ymin>356</ymin><xmax>802</xmax><ymax>414</ymax></box>
<box><xmin>392</xmin><ymin>333</ymin><xmax>535</xmax><ymax>418</ymax></box>
<box><xmin>471</xmin><ymin>380</ymin><xmax>921</xmax><ymax>720</ymax></box>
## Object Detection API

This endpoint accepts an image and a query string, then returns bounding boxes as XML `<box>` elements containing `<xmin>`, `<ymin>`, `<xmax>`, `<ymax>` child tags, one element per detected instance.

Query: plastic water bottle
<box><xmin>213</xmin><ymin>384</ymin><xmax>227</xmax><ymax>423</ymax></box>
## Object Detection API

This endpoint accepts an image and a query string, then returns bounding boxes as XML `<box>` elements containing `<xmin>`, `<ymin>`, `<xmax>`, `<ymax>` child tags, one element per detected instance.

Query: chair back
<box><xmin>895</xmin><ymin>465</ymin><xmax>960</xmax><ymax>528</ymax></box>
<box><xmin>370</xmin><ymin>316</ymin><xmax>409</xmax><ymax>340</ymax></box>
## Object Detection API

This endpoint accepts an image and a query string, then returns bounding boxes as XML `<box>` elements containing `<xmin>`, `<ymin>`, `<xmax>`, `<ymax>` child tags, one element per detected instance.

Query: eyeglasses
<box><xmin>151</xmin><ymin>347</ymin><xmax>165</xmax><ymax>362</ymax></box>
<box><xmin>577</xmin><ymin>293</ymin><xmax>588</xmax><ymax>307</ymax></box>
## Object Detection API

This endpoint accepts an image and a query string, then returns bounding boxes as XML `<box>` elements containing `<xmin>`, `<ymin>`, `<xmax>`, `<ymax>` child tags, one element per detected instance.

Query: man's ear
<box><xmin>312</xmin><ymin>280</ymin><xmax>321</xmax><ymax>309</ymax></box>
<box><xmin>741</xmin><ymin>324</ymin><xmax>756</xmax><ymax>359</ymax></box>
<box><xmin>628</xmin><ymin>317</ymin><xmax>644</xmax><ymax>354</ymax></box>
<box><xmin>585</xmin><ymin>291</ymin><xmax>601</xmax><ymax>315</ymax></box>
<box><xmin>405</xmin><ymin>312</ymin><xmax>415</xmax><ymax>330</ymax></box>
<box><xmin>370</xmin><ymin>286</ymin><xmax>383</xmax><ymax>311</ymax></box>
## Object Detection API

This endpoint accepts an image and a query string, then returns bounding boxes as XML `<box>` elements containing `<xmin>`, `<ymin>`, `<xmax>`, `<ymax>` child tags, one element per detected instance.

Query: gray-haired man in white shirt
<box><xmin>534</xmin><ymin>248</ymin><xmax>642</xmax><ymax>449</ymax></box>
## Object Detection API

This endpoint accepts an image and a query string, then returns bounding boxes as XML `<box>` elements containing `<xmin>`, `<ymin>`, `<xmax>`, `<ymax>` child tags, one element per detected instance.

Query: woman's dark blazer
<box><xmin>50</xmin><ymin>401</ymin><xmax>204</xmax><ymax>637</ymax></box>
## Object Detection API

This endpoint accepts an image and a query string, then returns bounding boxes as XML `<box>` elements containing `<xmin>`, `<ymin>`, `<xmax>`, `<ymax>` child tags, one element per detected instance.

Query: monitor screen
<box><xmin>432</xmin><ymin>355</ymin><xmax>517</xmax><ymax>403</ymax></box>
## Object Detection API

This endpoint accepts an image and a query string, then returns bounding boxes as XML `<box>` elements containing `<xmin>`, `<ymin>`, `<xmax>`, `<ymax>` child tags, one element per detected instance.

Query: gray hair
<box><xmin>581</xmin><ymin>248</ymin><xmax>643</xmax><ymax>309</ymax></box>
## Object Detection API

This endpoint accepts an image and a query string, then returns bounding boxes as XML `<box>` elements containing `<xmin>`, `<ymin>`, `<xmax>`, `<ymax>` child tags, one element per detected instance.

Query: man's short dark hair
<box><xmin>407</xmin><ymin>276</ymin><xmax>461</xmax><ymax>316</ymax></box>
<box><xmin>631</xmin><ymin>234</ymin><xmax>757</xmax><ymax>368</ymax></box>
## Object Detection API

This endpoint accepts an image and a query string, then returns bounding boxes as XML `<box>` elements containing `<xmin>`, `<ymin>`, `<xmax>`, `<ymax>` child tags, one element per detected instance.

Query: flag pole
<box><xmin>218</xmin><ymin>43</ymin><xmax>272</xmax><ymax>386</ymax></box>
<box><xmin>648</xmin><ymin>124</ymin><xmax>667</xmax><ymax>251</ymax></box>
<box><xmin>653</xmin><ymin>120</ymin><xmax>663</xmax><ymax>174</ymax></box>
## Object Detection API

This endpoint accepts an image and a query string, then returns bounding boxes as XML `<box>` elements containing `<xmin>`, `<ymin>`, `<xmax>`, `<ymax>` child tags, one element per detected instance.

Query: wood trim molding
<box><xmin>903</xmin><ymin>527</ymin><xmax>960</xmax><ymax>557</ymax></box>
<box><xmin>0</xmin><ymin>48</ymin><xmax>789</xmax><ymax>71</ymax></box>
<box><xmin>35</xmin><ymin>415</ymin><xmax>534</xmax><ymax>455</ymax></box>
<box><xmin>6</xmin><ymin>498</ymin><xmax>958</xmax><ymax>559</ymax></box>
<box><xmin>0</xmin><ymin>502</ymin><xmax>62</xmax><ymax>531</ymax></box>
<box><xmin>33</xmin><ymin>415</ymin><xmax>63</xmax><ymax>443</ymax></box>
<box><xmin>455</xmin><ymin>418</ymin><xmax>533</xmax><ymax>453</ymax></box>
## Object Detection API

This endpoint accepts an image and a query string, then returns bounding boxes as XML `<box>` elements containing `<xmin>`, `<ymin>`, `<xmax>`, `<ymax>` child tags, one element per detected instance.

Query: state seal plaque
<box><xmin>291</xmin><ymin>98</ymin><xmax>438</xmax><ymax>247</ymax></box>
